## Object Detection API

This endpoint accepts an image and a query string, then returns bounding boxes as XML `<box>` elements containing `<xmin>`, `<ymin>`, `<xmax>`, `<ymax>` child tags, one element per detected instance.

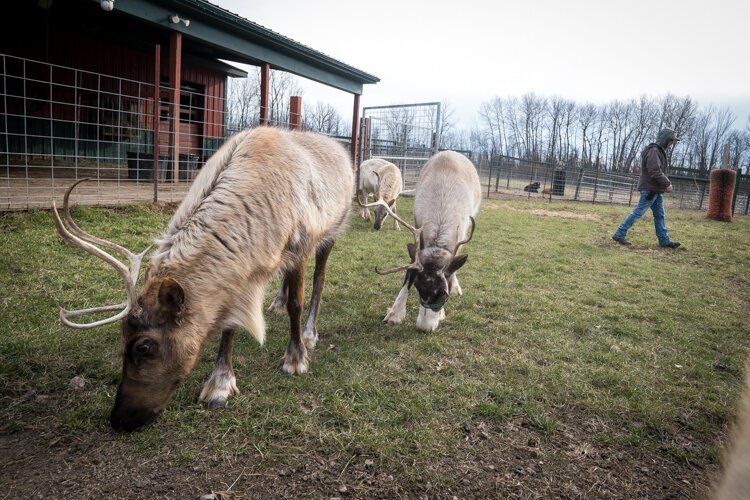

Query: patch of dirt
<box><xmin>1</xmin><ymin>412</ymin><xmax>722</xmax><ymax>499</ymax></box>
<box><xmin>485</xmin><ymin>202</ymin><xmax>600</xmax><ymax>221</ymax></box>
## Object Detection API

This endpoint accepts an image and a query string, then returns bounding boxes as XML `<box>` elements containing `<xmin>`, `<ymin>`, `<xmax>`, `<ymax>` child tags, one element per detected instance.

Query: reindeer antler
<box><xmin>52</xmin><ymin>179</ymin><xmax>150</xmax><ymax>329</ymax></box>
<box><xmin>357</xmin><ymin>194</ymin><xmax>423</xmax><ymax>275</ymax></box>
<box><xmin>448</xmin><ymin>216</ymin><xmax>476</xmax><ymax>262</ymax></box>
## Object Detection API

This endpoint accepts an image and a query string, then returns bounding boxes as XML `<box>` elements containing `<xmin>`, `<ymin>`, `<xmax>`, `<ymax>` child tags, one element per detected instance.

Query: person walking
<box><xmin>612</xmin><ymin>128</ymin><xmax>682</xmax><ymax>249</ymax></box>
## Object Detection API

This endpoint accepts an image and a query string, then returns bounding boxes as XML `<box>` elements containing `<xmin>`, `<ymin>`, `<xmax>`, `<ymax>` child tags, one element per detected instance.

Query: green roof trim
<box><xmin>109</xmin><ymin>0</ymin><xmax>379</xmax><ymax>94</ymax></box>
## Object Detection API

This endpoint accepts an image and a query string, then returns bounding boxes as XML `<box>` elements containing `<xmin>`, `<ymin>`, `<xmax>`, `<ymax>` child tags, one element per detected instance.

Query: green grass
<box><xmin>1</xmin><ymin>197</ymin><xmax>749</xmax><ymax>484</ymax></box>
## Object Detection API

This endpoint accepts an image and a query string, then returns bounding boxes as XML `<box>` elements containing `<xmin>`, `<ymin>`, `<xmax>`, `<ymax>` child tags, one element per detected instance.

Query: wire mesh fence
<box><xmin>0</xmin><ymin>53</ymin><xmax>314</xmax><ymax>211</ymax></box>
<box><xmin>476</xmin><ymin>155</ymin><xmax>750</xmax><ymax>215</ymax></box>
<box><xmin>3</xmin><ymin>53</ymin><xmax>747</xmax><ymax>216</ymax></box>
<box><xmin>360</xmin><ymin>102</ymin><xmax>441</xmax><ymax>190</ymax></box>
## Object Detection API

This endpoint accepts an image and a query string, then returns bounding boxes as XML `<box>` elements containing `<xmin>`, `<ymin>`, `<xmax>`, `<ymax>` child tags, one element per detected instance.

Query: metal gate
<box><xmin>359</xmin><ymin>102</ymin><xmax>441</xmax><ymax>190</ymax></box>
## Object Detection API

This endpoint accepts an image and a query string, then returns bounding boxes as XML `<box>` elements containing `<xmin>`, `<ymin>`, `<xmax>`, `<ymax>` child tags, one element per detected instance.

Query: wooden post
<box><xmin>152</xmin><ymin>43</ymin><xmax>161</xmax><ymax>203</ymax></box>
<box><xmin>169</xmin><ymin>31</ymin><xmax>182</xmax><ymax>183</ymax></box>
<box><xmin>259</xmin><ymin>62</ymin><xmax>270</xmax><ymax>125</ymax></box>
<box><xmin>289</xmin><ymin>96</ymin><xmax>302</xmax><ymax>130</ymax></box>
<box><xmin>351</xmin><ymin>94</ymin><xmax>360</xmax><ymax>166</ymax></box>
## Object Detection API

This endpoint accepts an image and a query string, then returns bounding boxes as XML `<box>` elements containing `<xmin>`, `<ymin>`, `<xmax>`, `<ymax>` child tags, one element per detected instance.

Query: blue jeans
<box><xmin>614</xmin><ymin>191</ymin><xmax>671</xmax><ymax>245</ymax></box>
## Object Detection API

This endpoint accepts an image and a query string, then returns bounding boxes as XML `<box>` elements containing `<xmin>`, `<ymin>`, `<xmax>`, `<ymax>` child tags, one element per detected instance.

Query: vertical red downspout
<box><xmin>351</xmin><ymin>93</ymin><xmax>360</xmax><ymax>167</ymax></box>
<box><xmin>169</xmin><ymin>31</ymin><xmax>182</xmax><ymax>183</ymax></box>
<box><xmin>259</xmin><ymin>62</ymin><xmax>270</xmax><ymax>125</ymax></box>
<box><xmin>152</xmin><ymin>44</ymin><xmax>160</xmax><ymax>203</ymax></box>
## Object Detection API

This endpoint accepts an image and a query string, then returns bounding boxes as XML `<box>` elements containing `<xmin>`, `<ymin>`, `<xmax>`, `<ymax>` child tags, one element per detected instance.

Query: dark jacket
<box><xmin>637</xmin><ymin>143</ymin><xmax>671</xmax><ymax>192</ymax></box>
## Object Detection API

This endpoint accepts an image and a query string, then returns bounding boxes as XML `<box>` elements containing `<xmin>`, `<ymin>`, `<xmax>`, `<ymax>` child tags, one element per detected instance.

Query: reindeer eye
<box><xmin>135</xmin><ymin>340</ymin><xmax>154</xmax><ymax>356</ymax></box>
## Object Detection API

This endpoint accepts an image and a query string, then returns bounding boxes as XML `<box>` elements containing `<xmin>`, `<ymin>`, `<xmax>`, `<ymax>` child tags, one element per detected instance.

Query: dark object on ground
<box><xmin>707</xmin><ymin>169</ymin><xmax>736</xmax><ymax>222</ymax></box>
<box><xmin>660</xmin><ymin>242</ymin><xmax>682</xmax><ymax>249</ymax></box>
<box><xmin>612</xmin><ymin>236</ymin><xmax>631</xmax><ymax>246</ymax></box>
<box><xmin>524</xmin><ymin>182</ymin><xmax>540</xmax><ymax>193</ymax></box>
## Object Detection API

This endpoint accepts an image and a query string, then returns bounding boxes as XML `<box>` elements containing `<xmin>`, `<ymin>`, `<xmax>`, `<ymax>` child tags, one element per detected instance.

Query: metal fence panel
<box><xmin>360</xmin><ymin>102</ymin><xmax>441</xmax><ymax>190</ymax></box>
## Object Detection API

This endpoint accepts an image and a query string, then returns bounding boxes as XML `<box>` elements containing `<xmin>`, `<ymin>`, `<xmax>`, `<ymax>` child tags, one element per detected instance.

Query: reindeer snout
<box><xmin>110</xmin><ymin>385</ymin><xmax>162</xmax><ymax>432</ymax></box>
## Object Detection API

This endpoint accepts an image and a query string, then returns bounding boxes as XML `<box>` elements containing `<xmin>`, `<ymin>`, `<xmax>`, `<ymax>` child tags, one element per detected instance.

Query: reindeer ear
<box><xmin>158</xmin><ymin>277</ymin><xmax>185</xmax><ymax>318</ymax></box>
<box><xmin>445</xmin><ymin>254</ymin><xmax>468</xmax><ymax>275</ymax></box>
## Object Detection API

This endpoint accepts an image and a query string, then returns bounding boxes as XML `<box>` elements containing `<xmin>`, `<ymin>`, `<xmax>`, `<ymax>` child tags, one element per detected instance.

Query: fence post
<box><xmin>592</xmin><ymin>163</ymin><xmax>600</xmax><ymax>203</ymax></box>
<box><xmin>289</xmin><ymin>96</ymin><xmax>302</xmax><ymax>130</ymax></box>
<box><xmin>627</xmin><ymin>173</ymin><xmax>635</xmax><ymax>206</ymax></box>
<box><xmin>732</xmin><ymin>168</ymin><xmax>741</xmax><ymax>214</ymax></box>
<box><xmin>494</xmin><ymin>158</ymin><xmax>501</xmax><ymax>192</ymax></box>
<box><xmin>487</xmin><ymin>162</ymin><xmax>492</xmax><ymax>199</ymax></box>
<box><xmin>574</xmin><ymin>168</ymin><xmax>584</xmax><ymax>201</ymax></box>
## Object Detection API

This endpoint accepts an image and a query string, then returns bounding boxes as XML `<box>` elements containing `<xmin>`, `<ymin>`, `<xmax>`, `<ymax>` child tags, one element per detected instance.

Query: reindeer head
<box><xmin>372</xmin><ymin>199</ymin><xmax>396</xmax><ymax>230</ymax></box>
<box><xmin>109</xmin><ymin>273</ymin><xmax>204</xmax><ymax>431</ymax></box>
<box><xmin>53</xmin><ymin>180</ymin><xmax>200</xmax><ymax>431</ymax></box>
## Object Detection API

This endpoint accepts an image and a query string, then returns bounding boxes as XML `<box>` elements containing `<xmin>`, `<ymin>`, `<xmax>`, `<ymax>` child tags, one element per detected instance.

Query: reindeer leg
<box><xmin>448</xmin><ymin>273</ymin><xmax>462</xmax><ymax>296</ymax></box>
<box><xmin>384</xmin><ymin>271</ymin><xmax>414</xmax><ymax>325</ymax></box>
<box><xmin>268</xmin><ymin>276</ymin><xmax>288</xmax><ymax>314</ymax></box>
<box><xmin>199</xmin><ymin>328</ymin><xmax>240</xmax><ymax>409</ymax></box>
<box><xmin>393</xmin><ymin>204</ymin><xmax>401</xmax><ymax>231</ymax></box>
<box><xmin>282</xmin><ymin>258</ymin><xmax>309</xmax><ymax>375</ymax></box>
<box><xmin>302</xmin><ymin>240</ymin><xmax>333</xmax><ymax>351</ymax></box>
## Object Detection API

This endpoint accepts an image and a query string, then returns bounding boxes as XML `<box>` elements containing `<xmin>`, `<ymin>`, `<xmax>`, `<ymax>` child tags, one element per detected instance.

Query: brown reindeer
<box><xmin>53</xmin><ymin>127</ymin><xmax>354</xmax><ymax>431</ymax></box>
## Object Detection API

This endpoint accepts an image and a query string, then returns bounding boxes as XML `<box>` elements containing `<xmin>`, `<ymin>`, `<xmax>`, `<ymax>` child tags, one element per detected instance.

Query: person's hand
<box><xmin>665</xmin><ymin>184</ymin><xmax>673</xmax><ymax>193</ymax></box>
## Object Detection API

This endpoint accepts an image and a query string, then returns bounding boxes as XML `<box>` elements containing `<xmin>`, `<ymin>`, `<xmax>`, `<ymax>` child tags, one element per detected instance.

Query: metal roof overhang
<box><xmin>105</xmin><ymin>0</ymin><xmax>379</xmax><ymax>94</ymax></box>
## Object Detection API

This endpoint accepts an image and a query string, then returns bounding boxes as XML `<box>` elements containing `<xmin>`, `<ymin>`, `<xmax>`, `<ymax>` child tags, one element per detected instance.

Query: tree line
<box><xmin>226</xmin><ymin>69</ymin><xmax>750</xmax><ymax>173</ymax></box>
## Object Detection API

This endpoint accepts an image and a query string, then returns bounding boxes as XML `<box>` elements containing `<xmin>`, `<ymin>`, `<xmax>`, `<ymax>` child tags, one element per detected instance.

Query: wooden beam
<box><xmin>351</xmin><ymin>94</ymin><xmax>360</xmax><ymax>166</ymax></box>
<box><xmin>259</xmin><ymin>62</ymin><xmax>270</xmax><ymax>125</ymax></box>
<box><xmin>153</xmin><ymin>43</ymin><xmax>161</xmax><ymax>202</ymax></box>
<box><xmin>169</xmin><ymin>31</ymin><xmax>182</xmax><ymax>183</ymax></box>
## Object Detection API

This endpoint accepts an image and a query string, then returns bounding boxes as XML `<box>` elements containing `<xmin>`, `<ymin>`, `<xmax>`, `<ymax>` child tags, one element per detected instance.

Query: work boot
<box><xmin>660</xmin><ymin>241</ymin><xmax>682</xmax><ymax>249</ymax></box>
<box><xmin>612</xmin><ymin>235</ymin><xmax>631</xmax><ymax>246</ymax></box>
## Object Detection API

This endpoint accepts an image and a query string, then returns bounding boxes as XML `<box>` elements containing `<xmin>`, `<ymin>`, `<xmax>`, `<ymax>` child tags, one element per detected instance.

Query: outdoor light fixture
<box><xmin>169</xmin><ymin>14</ymin><xmax>191</xmax><ymax>27</ymax></box>
<box><xmin>100</xmin><ymin>0</ymin><xmax>114</xmax><ymax>11</ymax></box>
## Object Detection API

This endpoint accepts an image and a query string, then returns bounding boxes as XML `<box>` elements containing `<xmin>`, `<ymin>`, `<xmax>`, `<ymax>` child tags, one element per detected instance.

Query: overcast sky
<box><xmin>214</xmin><ymin>0</ymin><xmax>750</xmax><ymax>130</ymax></box>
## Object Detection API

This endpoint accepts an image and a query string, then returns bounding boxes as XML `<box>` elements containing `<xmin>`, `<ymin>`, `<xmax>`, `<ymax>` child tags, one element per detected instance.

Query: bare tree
<box><xmin>708</xmin><ymin>107</ymin><xmax>736</xmax><ymax>168</ymax></box>
<box><xmin>478</xmin><ymin>97</ymin><xmax>507</xmax><ymax>157</ymax></box>
<box><xmin>226</xmin><ymin>72</ymin><xmax>260</xmax><ymax>133</ymax></box>
<box><xmin>303</xmin><ymin>101</ymin><xmax>344</xmax><ymax>135</ymax></box>
<box><xmin>268</xmin><ymin>71</ymin><xmax>304</xmax><ymax>126</ymax></box>
<box><xmin>577</xmin><ymin>103</ymin><xmax>599</xmax><ymax>168</ymax></box>
<box><xmin>520</xmin><ymin>93</ymin><xmax>546</xmax><ymax>161</ymax></box>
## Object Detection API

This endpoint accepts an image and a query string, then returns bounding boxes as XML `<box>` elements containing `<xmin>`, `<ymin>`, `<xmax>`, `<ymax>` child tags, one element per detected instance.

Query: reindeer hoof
<box><xmin>199</xmin><ymin>369</ymin><xmax>239</xmax><ymax>409</ymax></box>
<box><xmin>282</xmin><ymin>346</ymin><xmax>309</xmax><ymax>375</ymax></box>
<box><xmin>282</xmin><ymin>359</ymin><xmax>309</xmax><ymax>375</ymax></box>
<box><xmin>383</xmin><ymin>309</ymin><xmax>405</xmax><ymax>325</ymax></box>
<box><xmin>302</xmin><ymin>331</ymin><xmax>318</xmax><ymax>351</ymax></box>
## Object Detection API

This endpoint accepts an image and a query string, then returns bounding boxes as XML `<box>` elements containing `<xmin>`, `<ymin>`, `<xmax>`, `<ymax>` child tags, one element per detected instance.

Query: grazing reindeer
<box><xmin>358</xmin><ymin>158</ymin><xmax>402</xmax><ymax>229</ymax></box>
<box><xmin>358</xmin><ymin>159</ymin><xmax>403</xmax><ymax>230</ymax></box>
<box><xmin>53</xmin><ymin>127</ymin><xmax>354</xmax><ymax>431</ymax></box>
<box><xmin>714</xmin><ymin>366</ymin><xmax>750</xmax><ymax>499</ymax></box>
<box><xmin>361</xmin><ymin>150</ymin><xmax>481</xmax><ymax>332</ymax></box>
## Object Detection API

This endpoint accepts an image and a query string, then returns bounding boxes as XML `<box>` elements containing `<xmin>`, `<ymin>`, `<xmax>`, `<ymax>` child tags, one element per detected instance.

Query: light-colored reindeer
<box><xmin>714</xmin><ymin>366</ymin><xmax>750</xmax><ymax>499</ymax></box>
<box><xmin>53</xmin><ymin>127</ymin><xmax>353</xmax><ymax>431</ymax></box>
<box><xmin>357</xmin><ymin>158</ymin><xmax>403</xmax><ymax>230</ymax></box>
<box><xmin>361</xmin><ymin>150</ymin><xmax>481</xmax><ymax>332</ymax></box>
